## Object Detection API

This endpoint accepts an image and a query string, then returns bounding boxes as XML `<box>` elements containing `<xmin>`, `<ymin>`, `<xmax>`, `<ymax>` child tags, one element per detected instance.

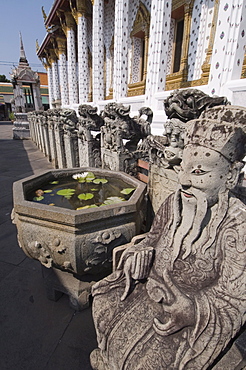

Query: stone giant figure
<box><xmin>90</xmin><ymin>105</ymin><xmax>246</xmax><ymax>370</ymax></box>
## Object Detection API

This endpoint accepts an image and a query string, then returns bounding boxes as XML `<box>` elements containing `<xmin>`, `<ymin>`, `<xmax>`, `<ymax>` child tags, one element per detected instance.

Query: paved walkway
<box><xmin>0</xmin><ymin>123</ymin><xmax>96</xmax><ymax>370</ymax></box>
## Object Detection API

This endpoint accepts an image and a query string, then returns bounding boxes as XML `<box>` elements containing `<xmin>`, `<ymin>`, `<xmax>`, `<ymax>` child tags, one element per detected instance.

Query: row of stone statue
<box><xmin>27</xmin><ymin>102</ymin><xmax>152</xmax><ymax>175</ymax></box>
<box><xmin>28</xmin><ymin>89</ymin><xmax>228</xmax><ymax>179</ymax></box>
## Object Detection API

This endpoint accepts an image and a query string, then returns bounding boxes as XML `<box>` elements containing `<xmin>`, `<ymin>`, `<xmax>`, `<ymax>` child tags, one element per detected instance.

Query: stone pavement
<box><xmin>0</xmin><ymin>123</ymin><xmax>97</xmax><ymax>370</ymax></box>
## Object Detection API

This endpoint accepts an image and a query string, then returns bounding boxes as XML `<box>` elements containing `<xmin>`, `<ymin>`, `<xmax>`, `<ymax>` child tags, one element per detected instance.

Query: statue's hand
<box><xmin>153</xmin><ymin>270</ymin><xmax>195</xmax><ymax>336</ymax></box>
<box><xmin>118</xmin><ymin>247</ymin><xmax>154</xmax><ymax>301</ymax></box>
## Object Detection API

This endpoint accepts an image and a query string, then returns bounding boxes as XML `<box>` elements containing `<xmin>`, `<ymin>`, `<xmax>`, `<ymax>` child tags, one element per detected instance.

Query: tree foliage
<box><xmin>0</xmin><ymin>75</ymin><xmax>10</xmax><ymax>82</ymax></box>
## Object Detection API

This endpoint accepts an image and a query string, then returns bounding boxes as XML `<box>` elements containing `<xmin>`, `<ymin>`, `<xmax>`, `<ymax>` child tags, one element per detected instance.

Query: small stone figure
<box><xmin>90</xmin><ymin>105</ymin><xmax>246</xmax><ymax>370</ymax></box>
<box><xmin>149</xmin><ymin>89</ymin><xmax>230</xmax><ymax>170</ymax></box>
<box><xmin>77</xmin><ymin>105</ymin><xmax>104</xmax><ymax>167</ymax></box>
<box><xmin>101</xmin><ymin>102</ymin><xmax>152</xmax><ymax>173</ymax></box>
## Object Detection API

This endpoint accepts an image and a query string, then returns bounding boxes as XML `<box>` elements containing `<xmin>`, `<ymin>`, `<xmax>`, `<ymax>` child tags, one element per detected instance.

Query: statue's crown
<box><xmin>184</xmin><ymin>105</ymin><xmax>246</xmax><ymax>162</ymax></box>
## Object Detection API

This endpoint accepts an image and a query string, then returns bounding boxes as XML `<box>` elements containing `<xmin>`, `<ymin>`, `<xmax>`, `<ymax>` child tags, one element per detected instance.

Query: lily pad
<box><xmin>44</xmin><ymin>189</ymin><xmax>52</xmax><ymax>193</ymax></box>
<box><xmin>120</xmin><ymin>187</ymin><xmax>135</xmax><ymax>195</ymax></box>
<box><xmin>33</xmin><ymin>196</ymin><xmax>44</xmax><ymax>201</ymax></box>
<box><xmin>102</xmin><ymin>196</ymin><xmax>125</xmax><ymax>205</ymax></box>
<box><xmin>85</xmin><ymin>172</ymin><xmax>96</xmax><ymax>182</ymax></box>
<box><xmin>50</xmin><ymin>180</ymin><xmax>59</xmax><ymax>184</ymax></box>
<box><xmin>93</xmin><ymin>178</ymin><xmax>108</xmax><ymax>184</ymax></box>
<box><xmin>76</xmin><ymin>204</ymin><xmax>98</xmax><ymax>210</ymax></box>
<box><xmin>78</xmin><ymin>193</ymin><xmax>94</xmax><ymax>200</ymax></box>
<box><xmin>57</xmin><ymin>188</ymin><xmax>76</xmax><ymax>199</ymax></box>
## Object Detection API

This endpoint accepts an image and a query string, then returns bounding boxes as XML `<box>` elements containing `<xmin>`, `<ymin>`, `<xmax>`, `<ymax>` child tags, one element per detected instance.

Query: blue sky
<box><xmin>0</xmin><ymin>0</ymin><xmax>55</xmax><ymax>79</ymax></box>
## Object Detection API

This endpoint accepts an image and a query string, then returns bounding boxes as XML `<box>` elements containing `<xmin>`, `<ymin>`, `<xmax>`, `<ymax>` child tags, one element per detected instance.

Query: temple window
<box><xmin>169</xmin><ymin>6</ymin><xmax>185</xmax><ymax>74</ymax></box>
<box><xmin>127</xmin><ymin>2</ymin><xmax>150</xmax><ymax>97</ymax></box>
<box><xmin>173</xmin><ymin>19</ymin><xmax>184</xmax><ymax>73</ymax></box>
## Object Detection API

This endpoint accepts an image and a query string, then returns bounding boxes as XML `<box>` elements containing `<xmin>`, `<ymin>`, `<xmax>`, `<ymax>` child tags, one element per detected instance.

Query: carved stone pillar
<box><xmin>113</xmin><ymin>0</ymin><xmax>129</xmax><ymax>100</ymax></box>
<box><xmin>54</xmin><ymin>119</ymin><xmax>66</xmax><ymax>169</ymax></box>
<box><xmin>77</xmin><ymin>105</ymin><xmax>103</xmax><ymax>167</ymax></box>
<box><xmin>145</xmin><ymin>0</ymin><xmax>172</xmax><ymax>107</ymax></box>
<box><xmin>208</xmin><ymin>0</ymin><xmax>246</xmax><ymax>96</ymax></box>
<box><xmin>57</xmin><ymin>35</ymin><xmax>69</xmax><ymax>106</ymax></box>
<box><xmin>92</xmin><ymin>0</ymin><xmax>105</xmax><ymax>101</ymax></box>
<box><xmin>41</xmin><ymin>112</ymin><xmax>51</xmax><ymax>161</ymax></box>
<box><xmin>62</xmin><ymin>110</ymin><xmax>79</xmax><ymax>168</ymax></box>
<box><xmin>47</xmin><ymin>111</ymin><xmax>58</xmax><ymax>168</ymax></box>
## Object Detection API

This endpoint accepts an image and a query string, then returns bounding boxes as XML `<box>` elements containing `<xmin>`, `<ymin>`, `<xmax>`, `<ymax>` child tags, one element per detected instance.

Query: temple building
<box><xmin>37</xmin><ymin>0</ymin><xmax>246</xmax><ymax>134</ymax></box>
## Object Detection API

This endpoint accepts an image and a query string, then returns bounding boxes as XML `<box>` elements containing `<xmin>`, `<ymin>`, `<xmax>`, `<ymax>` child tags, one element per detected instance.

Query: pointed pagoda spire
<box><xmin>19</xmin><ymin>32</ymin><xmax>29</xmax><ymax>65</ymax></box>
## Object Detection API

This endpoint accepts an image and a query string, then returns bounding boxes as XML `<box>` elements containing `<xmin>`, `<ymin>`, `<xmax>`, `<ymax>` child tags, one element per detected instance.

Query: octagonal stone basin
<box><xmin>13</xmin><ymin>168</ymin><xmax>146</xmax><ymax>277</ymax></box>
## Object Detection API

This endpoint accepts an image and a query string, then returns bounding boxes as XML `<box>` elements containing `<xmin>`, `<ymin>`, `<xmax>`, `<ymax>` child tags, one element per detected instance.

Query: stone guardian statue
<box><xmin>90</xmin><ymin>105</ymin><xmax>246</xmax><ymax>370</ymax></box>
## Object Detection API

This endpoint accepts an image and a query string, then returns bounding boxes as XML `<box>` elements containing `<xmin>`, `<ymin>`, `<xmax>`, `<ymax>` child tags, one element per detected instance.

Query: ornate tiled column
<box><xmin>145</xmin><ymin>0</ymin><xmax>172</xmax><ymax>107</ymax></box>
<box><xmin>57</xmin><ymin>35</ymin><xmax>69</xmax><ymax>106</ymax></box>
<box><xmin>64</xmin><ymin>11</ymin><xmax>79</xmax><ymax>105</ymax></box>
<box><xmin>208</xmin><ymin>0</ymin><xmax>246</xmax><ymax>96</ymax></box>
<box><xmin>187</xmin><ymin>0</ymin><xmax>215</xmax><ymax>81</ymax></box>
<box><xmin>200</xmin><ymin>0</ymin><xmax>220</xmax><ymax>83</ymax></box>
<box><xmin>113</xmin><ymin>0</ymin><xmax>129</xmax><ymax>100</ymax></box>
<box><xmin>92</xmin><ymin>0</ymin><xmax>105</xmax><ymax>101</ymax></box>
<box><xmin>70</xmin><ymin>0</ymin><xmax>89</xmax><ymax>103</ymax></box>
<box><xmin>47</xmin><ymin>65</ymin><xmax>54</xmax><ymax>108</ymax></box>
<box><xmin>49</xmin><ymin>49</ymin><xmax>61</xmax><ymax>107</ymax></box>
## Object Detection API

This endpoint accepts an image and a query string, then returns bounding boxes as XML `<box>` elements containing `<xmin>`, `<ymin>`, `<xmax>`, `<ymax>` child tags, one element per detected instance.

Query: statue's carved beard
<box><xmin>171</xmin><ymin>187</ymin><xmax>229</xmax><ymax>265</ymax></box>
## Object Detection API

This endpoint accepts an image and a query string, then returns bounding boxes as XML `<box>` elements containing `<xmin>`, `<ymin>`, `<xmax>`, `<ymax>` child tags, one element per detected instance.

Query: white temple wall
<box><xmin>40</xmin><ymin>0</ymin><xmax>246</xmax><ymax>136</ymax></box>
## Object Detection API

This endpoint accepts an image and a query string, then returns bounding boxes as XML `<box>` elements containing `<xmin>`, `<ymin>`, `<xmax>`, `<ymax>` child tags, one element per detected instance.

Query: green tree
<box><xmin>0</xmin><ymin>75</ymin><xmax>10</xmax><ymax>82</ymax></box>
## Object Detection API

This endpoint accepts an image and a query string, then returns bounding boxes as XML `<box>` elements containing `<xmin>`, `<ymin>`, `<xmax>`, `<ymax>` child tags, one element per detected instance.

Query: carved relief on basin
<box><xmin>13</xmin><ymin>168</ymin><xmax>146</xmax><ymax>276</ymax></box>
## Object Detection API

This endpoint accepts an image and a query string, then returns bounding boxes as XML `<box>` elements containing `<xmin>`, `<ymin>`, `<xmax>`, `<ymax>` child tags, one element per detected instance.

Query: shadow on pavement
<box><xmin>0</xmin><ymin>124</ymin><xmax>97</xmax><ymax>370</ymax></box>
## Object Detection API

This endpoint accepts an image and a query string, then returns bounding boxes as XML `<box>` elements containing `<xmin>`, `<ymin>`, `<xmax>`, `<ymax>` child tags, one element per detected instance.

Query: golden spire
<box><xmin>42</xmin><ymin>6</ymin><xmax>47</xmax><ymax>23</ymax></box>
